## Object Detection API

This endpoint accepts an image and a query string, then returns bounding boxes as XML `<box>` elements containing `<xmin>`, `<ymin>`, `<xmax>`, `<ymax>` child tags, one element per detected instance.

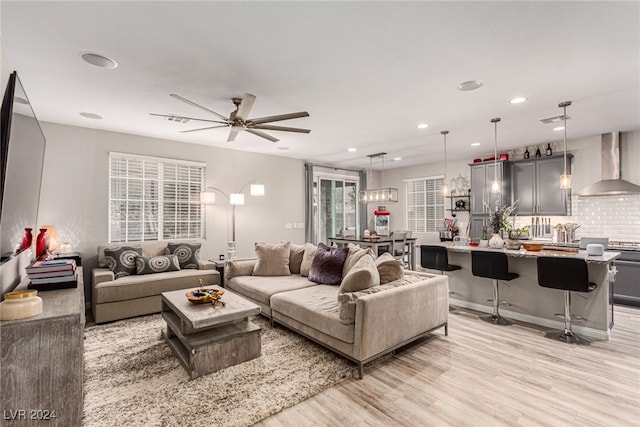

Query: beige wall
<box><xmin>37</xmin><ymin>122</ymin><xmax>306</xmax><ymax>300</ymax></box>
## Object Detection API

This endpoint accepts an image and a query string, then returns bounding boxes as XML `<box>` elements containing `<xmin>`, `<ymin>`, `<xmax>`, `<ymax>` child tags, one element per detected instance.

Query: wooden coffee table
<box><xmin>161</xmin><ymin>286</ymin><xmax>261</xmax><ymax>379</ymax></box>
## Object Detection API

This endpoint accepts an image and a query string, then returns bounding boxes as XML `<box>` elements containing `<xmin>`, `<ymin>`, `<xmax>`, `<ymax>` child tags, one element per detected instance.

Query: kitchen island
<box><xmin>433</xmin><ymin>244</ymin><xmax>620</xmax><ymax>340</ymax></box>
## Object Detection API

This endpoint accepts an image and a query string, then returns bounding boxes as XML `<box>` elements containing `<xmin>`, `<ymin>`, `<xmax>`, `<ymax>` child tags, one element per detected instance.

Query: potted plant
<box><xmin>487</xmin><ymin>201</ymin><xmax>520</xmax><ymax>248</ymax></box>
<box><xmin>479</xmin><ymin>226</ymin><xmax>489</xmax><ymax>247</ymax></box>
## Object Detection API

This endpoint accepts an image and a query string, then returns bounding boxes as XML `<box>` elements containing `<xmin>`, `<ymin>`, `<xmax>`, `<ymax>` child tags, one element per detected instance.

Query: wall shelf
<box><xmin>445</xmin><ymin>195</ymin><xmax>470</xmax><ymax>215</ymax></box>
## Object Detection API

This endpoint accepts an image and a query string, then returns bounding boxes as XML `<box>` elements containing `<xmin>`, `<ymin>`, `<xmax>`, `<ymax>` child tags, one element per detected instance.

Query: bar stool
<box><xmin>537</xmin><ymin>257</ymin><xmax>597</xmax><ymax>345</ymax></box>
<box><xmin>421</xmin><ymin>245</ymin><xmax>461</xmax><ymax>311</ymax></box>
<box><xmin>471</xmin><ymin>251</ymin><xmax>519</xmax><ymax>325</ymax></box>
<box><xmin>420</xmin><ymin>245</ymin><xmax>461</xmax><ymax>274</ymax></box>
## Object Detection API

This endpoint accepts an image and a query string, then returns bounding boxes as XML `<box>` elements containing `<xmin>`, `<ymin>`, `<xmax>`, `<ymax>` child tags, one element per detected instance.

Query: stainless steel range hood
<box><xmin>578</xmin><ymin>132</ymin><xmax>640</xmax><ymax>196</ymax></box>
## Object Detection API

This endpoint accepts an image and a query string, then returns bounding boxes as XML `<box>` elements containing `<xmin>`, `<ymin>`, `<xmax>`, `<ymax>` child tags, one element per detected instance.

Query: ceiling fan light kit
<box><xmin>151</xmin><ymin>93</ymin><xmax>310</xmax><ymax>143</ymax></box>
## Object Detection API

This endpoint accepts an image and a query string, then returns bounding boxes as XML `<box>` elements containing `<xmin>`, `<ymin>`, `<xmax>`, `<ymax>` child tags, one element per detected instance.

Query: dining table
<box><xmin>327</xmin><ymin>236</ymin><xmax>417</xmax><ymax>270</ymax></box>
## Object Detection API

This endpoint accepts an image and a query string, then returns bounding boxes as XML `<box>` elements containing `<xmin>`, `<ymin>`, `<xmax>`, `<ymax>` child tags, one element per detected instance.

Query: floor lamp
<box><xmin>200</xmin><ymin>180</ymin><xmax>265</xmax><ymax>258</ymax></box>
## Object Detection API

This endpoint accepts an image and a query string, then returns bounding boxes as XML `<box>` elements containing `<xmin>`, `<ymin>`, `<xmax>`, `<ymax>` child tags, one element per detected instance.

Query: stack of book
<box><xmin>26</xmin><ymin>259</ymin><xmax>77</xmax><ymax>291</ymax></box>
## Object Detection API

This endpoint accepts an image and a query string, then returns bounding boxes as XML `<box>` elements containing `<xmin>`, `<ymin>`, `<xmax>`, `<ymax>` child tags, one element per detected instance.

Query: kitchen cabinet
<box><xmin>470</xmin><ymin>161</ymin><xmax>511</xmax><ymax>214</ymax></box>
<box><xmin>510</xmin><ymin>155</ymin><xmax>572</xmax><ymax>215</ymax></box>
<box><xmin>613</xmin><ymin>251</ymin><xmax>640</xmax><ymax>307</ymax></box>
<box><xmin>470</xmin><ymin>216</ymin><xmax>490</xmax><ymax>240</ymax></box>
<box><xmin>469</xmin><ymin>161</ymin><xmax>510</xmax><ymax>239</ymax></box>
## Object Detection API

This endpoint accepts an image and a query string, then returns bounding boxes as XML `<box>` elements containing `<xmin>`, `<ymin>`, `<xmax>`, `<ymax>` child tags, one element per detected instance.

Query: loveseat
<box><xmin>92</xmin><ymin>240</ymin><xmax>220</xmax><ymax>323</ymax></box>
<box><xmin>225</xmin><ymin>241</ymin><xmax>449</xmax><ymax>378</ymax></box>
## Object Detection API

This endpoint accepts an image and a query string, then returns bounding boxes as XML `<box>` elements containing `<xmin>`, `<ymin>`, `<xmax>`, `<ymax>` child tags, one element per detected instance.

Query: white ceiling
<box><xmin>2</xmin><ymin>1</ymin><xmax>639</xmax><ymax>170</ymax></box>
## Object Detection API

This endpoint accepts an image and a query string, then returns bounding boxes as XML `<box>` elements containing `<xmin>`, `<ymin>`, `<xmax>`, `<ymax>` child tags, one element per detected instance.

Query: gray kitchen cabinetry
<box><xmin>469</xmin><ymin>161</ymin><xmax>511</xmax><ymax>239</ymax></box>
<box><xmin>614</xmin><ymin>251</ymin><xmax>640</xmax><ymax>307</ymax></box>
<box><xmin>510</xmin><ymin>155</ymin><xmax>572</xmax><ymax>215</ymax></box>
<box><xmin>470</xmin><ymin>161</ymin><xmax>511</xmax><ymax>214</ymax></box>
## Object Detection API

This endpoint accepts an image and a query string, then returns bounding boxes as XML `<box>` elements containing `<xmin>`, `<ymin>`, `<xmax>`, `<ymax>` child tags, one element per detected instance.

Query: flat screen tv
<box><xmin>0</xmin><ymin>71</ymin><xmax>46</xmax><ymax>263</ymax></box>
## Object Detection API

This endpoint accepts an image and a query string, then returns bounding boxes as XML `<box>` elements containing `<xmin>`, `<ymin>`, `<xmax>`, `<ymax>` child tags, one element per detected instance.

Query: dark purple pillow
<box><xmin>308</xmin><ymin>243</ymin><xmax>349</xmax><ymax>285</ymax></box>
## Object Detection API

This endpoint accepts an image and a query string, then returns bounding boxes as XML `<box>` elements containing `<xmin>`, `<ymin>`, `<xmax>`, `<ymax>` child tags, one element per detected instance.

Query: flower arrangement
<box><xmin>485</xmin><ymin>200</ymin><xmax>520</xmax><ymax>234</ymax></box>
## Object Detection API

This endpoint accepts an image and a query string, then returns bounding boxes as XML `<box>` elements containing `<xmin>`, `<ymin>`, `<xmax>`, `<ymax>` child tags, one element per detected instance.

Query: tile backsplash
<box><xmin>516</xmin><ymin>195</ymin><xmax>640</xmax><ymax>242</ymax></box>
<box><xmin>570</xmin><ymin>194</ymin><xmax>640</xmax><ymax>242</ymax></box>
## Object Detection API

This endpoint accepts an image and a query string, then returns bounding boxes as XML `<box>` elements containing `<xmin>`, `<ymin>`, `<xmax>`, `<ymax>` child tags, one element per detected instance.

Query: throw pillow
<box><xmin>288</xmin><ymin>242</ymin><xmax>305</xmax><ymax>275</ymax></box>
<box><xmin>166</xmin><ymin>242</ymin><xmax>201</xmax><ymax>270</ymax></box>
<box><xmin>342</xmin><ymin>243</ymin><xmax>375</xmax><ymax>278</ymax></box>
<box><xmin>376</xmin><ymin>252</ymin><xmax>404</xmax><ymax>284</ymax></box>
<box><xmin>104</xmin><ymin>246</ymin><xmax>142</xmax><ymax>279</ymax></box>
<box><xmin>299</xmin><ymin>243</ymin><xmax>317</xmax><ymax>277</ymax></box>
<box><xmin>338</xmin><ymin>252</ymin><xmax>380</xmax><ymax>293</ymax></box>
<box><xmin>226</xmin><ymin>258</ymin><xmax>257</xmax><ymax>279</ymax></box>
<box><xmin>308</xmin><ymin>243</ymin><xmax>349</xmax><ymax>285</ymax></box>
<box><xmin>253</xmin><ymin>242</ymin><xmax>291</xmax><ymax>276</ymax></box>
<box><xmin>135</xmin><ymin>254</ymin><xmax>181</xmax><ymax>275</ymax></box>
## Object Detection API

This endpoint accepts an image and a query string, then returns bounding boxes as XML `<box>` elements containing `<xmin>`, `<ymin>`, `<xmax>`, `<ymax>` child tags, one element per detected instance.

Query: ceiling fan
<box><xmin>150</xmin><ymin>93</ymin><xmax>310</xmax><ymax>142</ymax></box>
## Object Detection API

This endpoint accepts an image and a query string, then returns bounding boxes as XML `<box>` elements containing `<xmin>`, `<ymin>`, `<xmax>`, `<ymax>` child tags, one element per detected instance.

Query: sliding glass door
<box><xmin>314</xmin><ymin>175</ymin><xmax>359</xmax><ymax>244</ymax></box>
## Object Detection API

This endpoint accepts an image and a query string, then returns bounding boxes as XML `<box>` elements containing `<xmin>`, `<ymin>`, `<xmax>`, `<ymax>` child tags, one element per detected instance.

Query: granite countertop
<box><xmin>445</xmin><ymin>243</ymin><xmax>620</xmax><ymax>264</ymax></box>
<box><xmin>543</xmin><ymin>241</ymin><xmax>640</xmax><ymax>252</ymax></box>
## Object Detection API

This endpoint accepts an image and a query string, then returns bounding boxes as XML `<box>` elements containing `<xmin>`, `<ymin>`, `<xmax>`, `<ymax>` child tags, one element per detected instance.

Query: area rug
<box><xmin>83</xmin><ymin>314</ymin><xmax>357</xmax><ymax>426</ymax></box>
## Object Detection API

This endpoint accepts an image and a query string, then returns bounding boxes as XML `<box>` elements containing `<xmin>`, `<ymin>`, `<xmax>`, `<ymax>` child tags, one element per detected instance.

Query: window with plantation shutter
<box><xmin>109</xmin><ymin>153</ymin><xmax>205</xmax><ymax>243</ymax></box>
<box><xmin>404</xmin><ymin>176</ymin><xmax>445</xmax><ymax>233</ymax></box>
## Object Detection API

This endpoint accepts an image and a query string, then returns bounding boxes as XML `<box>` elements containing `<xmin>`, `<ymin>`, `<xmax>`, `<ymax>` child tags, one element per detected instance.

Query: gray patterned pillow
<box><xmin>104</xmin><ymin>246</ymin><xmax>142</xmax><ymax>279</ymax></box>
<box><xmin>136</xmin><ymin>255</ymin><xmax>181</xmax><ymax>275</ymax></box>
<box><xmin>166</xmin><ymin>242</ymin><xmax>201</xmax><ymax>269</ymax></box>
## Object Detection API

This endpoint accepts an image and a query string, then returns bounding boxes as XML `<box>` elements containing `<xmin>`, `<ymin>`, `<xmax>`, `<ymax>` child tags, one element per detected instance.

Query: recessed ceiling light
<box><xmin>276</xmin><ymin>146</ymin><xmax>289</xmax><ymax>151</ymax></box>
<box><xmin>553</xmin><ymin>126</ymin><xmax>565</xmax><ymax>131</ymax></box>
<box><xmin>417</xmin><ymin>123</ymin><xmax>429</xmax><ymax>129</ymax></box>
<box><xmin>80</xmin><ymin>52</ymin><xmax>118</xmax><ymax>69</ymax></box>
<box><xmin>348</xmin><ymin>147</ymin><xmax>357</xmax><ymax>152</ymax></box>
<box><xmin>457</xmin><ymin>80</ymin><xmax>484</xmax><ymax>91</ymax></box>
<box><xmin>393</xmin><ymin>157</ymin><xmax>402</xmax><ymax>161</ymax></box>
<box><xmin>471</xmin><ymin>142</ymin><xmax>481</xmax><ymax>147</ymax></box>
<box><xmin>80</xmin><ymin>112</ymin><xmax>103</xmax><ymax>119</ymax></box>
<box><xmin>510</xmin><ymin>97</ymin><xmax>528</xmax><ymax>104</ymax></box>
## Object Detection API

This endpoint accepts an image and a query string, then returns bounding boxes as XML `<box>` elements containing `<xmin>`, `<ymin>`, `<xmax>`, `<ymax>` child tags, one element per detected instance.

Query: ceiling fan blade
<box><xmin>228</xmin><ymin>128</ymin><xmax>241</xmax><ymax>142</ymax></box>
<box><xmin>251</xmin><ymin>124</ymin><xmax>311</xmax><ymax>134</ymax></box>
<box><xmin>149</xmin><ymin>113</ymin><xmax>227</xmax><ymax>124</ymax></box>
<box><xmin>248</xmin><ymin>111</ymin><xmax>310</xmax><ymax>125</ymax></box>
<box><xmin>245</xmin><ymin>128</ymin><xmax>279</xmax><ymax>142</ymax></box>
<box><xmin>235</xmin><ymin>93</ymin><xmax>256</xmax><ymax>121</ymax></box>
<box><xmin>180</xmin><ymin>125</ymin><xmax>230</xmax><ymax>133</ymax></box>
<box><xmin>169</xmin><ymin>94</ymin><xmax>230</xmax><ymax>122</ymax></box>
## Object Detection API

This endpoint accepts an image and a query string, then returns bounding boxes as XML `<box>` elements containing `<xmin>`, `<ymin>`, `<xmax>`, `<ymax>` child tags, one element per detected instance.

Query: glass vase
<box><xmin>35</xmin><ymin>228</ymin><xmax>49</xmax><ymax>260</ymax></box>
<box><xmin>19</xmin><ymin>228</ymin><xmax>33</xmax><ymax>253</ymax></box>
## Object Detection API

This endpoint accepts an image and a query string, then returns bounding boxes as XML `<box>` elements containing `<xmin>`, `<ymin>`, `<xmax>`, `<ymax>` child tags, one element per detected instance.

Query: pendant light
<box><xmin>441</xmin><ymin>130</ymin><xmax>449</xmax><ymax>196</ymax></box>
<box><xmin>559</xmin><ymin>101</ymin><xmax>572</xmax><ymax>189</ymax></box>
<box><xmin>490</xmin><ymin>117</ymin><xmax>501</xmax><ymax>193</ymax></box>
<box><xmin>359</xmin><ymin>153</ymin><xmax>399</xmax><ymax>203</ymax></box>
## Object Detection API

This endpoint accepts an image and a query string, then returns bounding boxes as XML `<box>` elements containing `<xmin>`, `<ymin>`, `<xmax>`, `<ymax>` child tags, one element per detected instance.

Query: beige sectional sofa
<box><xmin>225</xmin><ymin>242</ymin><xmax>449</xmax><ymax>378</ymax></box>
<box><xmin>92</xmin><ymin>240</ymin><xmax>220</xmax><ymax>323</ymax></box>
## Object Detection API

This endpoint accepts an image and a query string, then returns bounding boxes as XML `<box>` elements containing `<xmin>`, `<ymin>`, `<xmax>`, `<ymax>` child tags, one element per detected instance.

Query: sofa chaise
<box><xmin>225</xmin><ymin>241</ymin><xmax>449</xmax><ymax>378</ymax></box>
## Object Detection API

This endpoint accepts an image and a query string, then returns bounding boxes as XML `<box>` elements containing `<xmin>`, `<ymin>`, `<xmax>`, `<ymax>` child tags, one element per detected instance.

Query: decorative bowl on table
<box><xmin>522</xmin><ymin>242</ymin><xmax>544</xmax><ymax>251</ymax></box>
<box><xmin>469</xmin><ymin>242</ymin><xmax>480</xmax><ymax>247</ymax></box>
<box><xmin>186</xmin><ymin>288</ymin><xmax>225</xmax><ymax>304</ymax></box>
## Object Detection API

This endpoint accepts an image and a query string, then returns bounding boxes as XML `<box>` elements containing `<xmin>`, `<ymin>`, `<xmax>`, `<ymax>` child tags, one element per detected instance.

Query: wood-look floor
<box><xmin>255</xmin><ymin>305</ymin><xmax>640</xmax><ymax>427</ymax></box>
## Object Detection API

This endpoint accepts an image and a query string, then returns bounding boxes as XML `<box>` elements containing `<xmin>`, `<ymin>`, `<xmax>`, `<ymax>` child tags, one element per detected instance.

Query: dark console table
<box><xmin>0</xmin><ymin>268</ymin><xmax>85</xmax><ymax>426</ymax></box>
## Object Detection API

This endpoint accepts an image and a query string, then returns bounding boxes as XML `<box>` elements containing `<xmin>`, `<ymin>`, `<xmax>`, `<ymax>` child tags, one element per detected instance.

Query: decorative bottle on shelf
<box><xmin>523</xmin><ymin>147</ymin><xmax>530</xmax><ymax>159</ymax></box>
<box><xmin>18</xmin><ymin>228</ymin><xmax>33</xmax><ymax>253</ymax></box>
<box><xmin>545</xmin><ymin>143</ymin><xmax>552</xmax><ymax>156</ymax></box>
<box><xmin>535</xmin><ymin>146</ymin><xmax>542</xmax><ymax>157</ymax></box>
<box><xmin>35</xmin><ymin>228</ymin><xmax>49</xmax><ymax>260</ymax></box>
